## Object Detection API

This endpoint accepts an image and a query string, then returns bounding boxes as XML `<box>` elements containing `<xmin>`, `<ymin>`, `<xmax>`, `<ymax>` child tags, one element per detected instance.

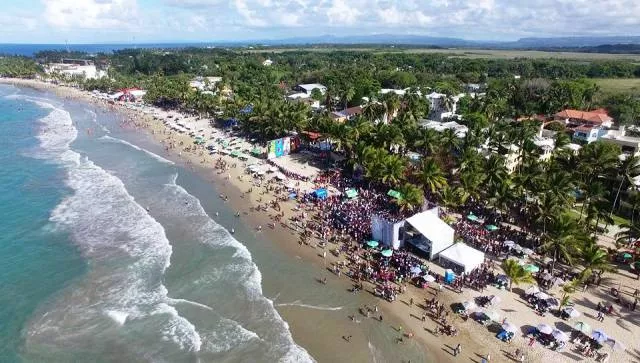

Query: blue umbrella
<box><xmin>366</xmin><ymin>240</ymin><xmax>379</xmax><ymax>248</ymax></box>
<box><xmin>381</xmin><ymin>249</ymin><xmax>393</xmax><ymax>257</ymax></box>
<box><xmin>591</xmin><ymin>329</ymin><xmax>608</xmax><ymax>343</ymax></box>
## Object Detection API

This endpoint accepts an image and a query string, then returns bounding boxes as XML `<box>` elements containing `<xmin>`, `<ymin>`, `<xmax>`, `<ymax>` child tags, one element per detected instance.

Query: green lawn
<box><xmin>594</xmin><ymin>78</ymin><xmax>640</xmax><ymax>95</ymax></box>
<box><xmin>565</xmin><ymin>208</ymin><xmax>630</xmax><ymax>226</ymax></box>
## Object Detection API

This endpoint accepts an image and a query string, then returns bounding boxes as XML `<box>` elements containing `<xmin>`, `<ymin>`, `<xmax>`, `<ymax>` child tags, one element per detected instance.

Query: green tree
<box><xmin>501</xmin><ymin>259</ymin><xmax>536</xmax><ymax>292</ymax></box>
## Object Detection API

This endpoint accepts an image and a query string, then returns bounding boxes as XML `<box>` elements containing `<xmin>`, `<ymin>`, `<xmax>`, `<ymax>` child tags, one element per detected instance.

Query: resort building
<box><xmin>189</xmin><ymin>76</ymin><xmax>222</xmax><ymax>91</ymax></box>
<box><xmin>572</xmin><ymin>125</ymin><xmax>606</xmax><ymax>144</ymax></box>
<box><xmin>380</xmin><ymin>88</ymin><xmax>407</xmax><ymax>97</ymax></box>
<box><xmin>532</xmin><ymin>136</ymin><xmax>555</xmax><ymax>162</ymax></box>
<box><xmin>426</xmin><ymin>92</ymin><xmax>465</xmax><ymax>120</ymax></box>
<box><xmin>294</xmin><ymin>83</ymin><xmax>327</xmax><ymax>96</ymax></box>
<box><xmin>420</xmin><ymin>120</ymin><xmax>468</xmax><ymax>138</ymax></box>
<box><xmin>600</xmin><ymin>126</ymin><xmax>640</xmax><ymax>156</ymax></box>
<box><xmin>555</xmin><ymin>108</ymin><xmax>614</xmax><ymax>129</ymax></box>
<box><xmin>45</xmin><ymin>59</ymin><xmax>106</xmax><ymax>80</ymax></box>
<box><xmin>330</xmin><ymin>106</ymin><xmax>363</xmax><ymax>123</ymax></box>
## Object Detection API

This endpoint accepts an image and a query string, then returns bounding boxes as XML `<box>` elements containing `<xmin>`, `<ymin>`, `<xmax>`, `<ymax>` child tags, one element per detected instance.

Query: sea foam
<box><xmin>100</xmin><ymin>135</ymin><xmax>174</xmax><ymax>165</ymax></box>
<box><xmin>29</xmin><ymin>101</ymin><xmax>203</xmax><ymax>354</ymax></box>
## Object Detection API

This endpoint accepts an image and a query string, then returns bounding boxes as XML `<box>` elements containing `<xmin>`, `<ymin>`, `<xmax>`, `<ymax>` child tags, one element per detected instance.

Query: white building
<box><xmin>295</xmin><ymin>83</ymin><xmax>327</xmax><ymax>95</ymax></box>
<box><xmin>262</xmin><ymin>59</ymin><xmax>273</xmax><ymax>66</ymax></box>
<box><xmin>426</xmin><ymin>92</ymin><xmax>465</xmax><ymax>120</ymax></box>
<box><xmin>600</xmin><ymin>126</ymin><xmax>640</xmax><ymax>156</ymax></box>
<box><xmin>45</xmin><ymin>59</ymin><xmax>106</xmax><ymax>80</ymax></box>
<box><xmin>189</xmin><ymin>76</ymin><xmax>222</xmax><ymax>91</ymax></box>
<box><xmin>380</xmin><ymin>88</ymin><xmax>407</xmax><ymax>97</ymax></box>
<box><xmin>532</xmin><ymin>136</ymin><xmax>555</xmax><ymax>162</ymax></box>
<box><xmin>420</xmin><ymin>120</ymin><xmax>468</xmax><ymax>138</ymax></box>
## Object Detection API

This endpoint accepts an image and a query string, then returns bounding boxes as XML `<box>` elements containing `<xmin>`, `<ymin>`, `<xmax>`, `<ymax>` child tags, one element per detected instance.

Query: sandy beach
<box><xmin>4</xmin><ymin>77</ymin><xmax>639</xmax><ymax>363</ymax></box>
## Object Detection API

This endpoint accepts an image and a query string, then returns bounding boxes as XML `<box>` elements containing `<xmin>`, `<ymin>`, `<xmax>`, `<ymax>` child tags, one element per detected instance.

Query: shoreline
<box><xmin>1</xmin><ymin>78</ymin><xmax>464</xmax><ymax>362</ymax></box>
<box><xmin>6</xmin><ymin>77</ymin><xmax>636</xmax><ymax>363</ymax></box>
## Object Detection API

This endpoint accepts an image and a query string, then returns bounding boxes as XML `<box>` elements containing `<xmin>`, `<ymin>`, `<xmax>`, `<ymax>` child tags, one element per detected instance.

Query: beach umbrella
<box><xmin>525</xmin><ymin>286</ymin><xmax>540</xmax><ymax>295</ymax></box>
<box><xmin>409</xmin><ymin>266</ymin><xmax>422</xmax><ymax>274</ymax></box>
<box><xmin>534</xmin><ymin>291</ymin><xmax>550</xmax><ymax>300</ymax></box>
<box><xmin>345</xmin><ymin>188</ymin><xmax>358</xmax><ymax>199</ymax></box>
<box><xmin>513</xmin><ymin>245</ymin><xmax>523</xmax><ymax>252</ymax></box>
<box><xmin>488</xmin><ymin>295</ymin><xmax>501</xmax><ymax>305</ymax></box>
<box><xmin>381</xmin><ymin>249</ymin><xmax>393</xmax><ymax>258</ymax></box>
<box><xmin>537</xmin><ymin>323</ymin><xmax>553</xmax><ymax>335</ymax></box>
<box><xmin>496</xmin><ymin>274</ymin><xmax>509</xmax><ymax>283</ymax></box>
<box><xmin>605</xmin><ymin>338</ymin><xmax>626</xmax><ymax>351</ymax></box>
<box><xmin>485</xmin><ymin>310</ymin><xmax>500</xmax><ymax>321</ymax></box>
<box><xmin>257</xmin><ymin>170</ymin><xmax>266</xmax><ymax>176</ymax></box>
<box><xmin>552</xmin><ymin>329</ymin><xmax>570</xmax><ymax>342</ymax></box>
<box><xmin>522</xmin><ymin>248</ymin><xmax>534</xmax><ymax>255</ymax></box>
<box><xmin>238</xmin><ymin>154</ymin><xmax>249</xmax><ymax>160</ymax></box>
<box><xmin>573</xmin><ymin>321</ymin><xmax>592</xmax><ymax>334</ymax></box>
<box><xmin>485</xmin><ymin>224</ymin><xmax>499</xmax><ymax>231</ymax></box>
<box><xmin>423</xmin><ymin>275</ymin><xmax>436</xmax><ymax>283</ymax></box>
<box><xmin>591</xmin><ymin>329</ymin><xmax>608</xmax><ymax>343</ymax></box>
<box><xmin>462</xmin><ymin>300</ymin><xmax>476</xmax><ymax>310</ymax></box>
<box><xmin>563</xmin><ymin>307</ymin><xmax>581</xmax><ymax>318</ymax></box>
<box><xmin>467</xmin><ymin>214</ymin><xmax>479</xmax><ymax>222</ymax></box>
<box><xmin>523</xmin><ymin>264</ymin><xmax>540</xmax><ymax>273</ymax></box>
<box><xmin>573</xmin><ymin>321</ymin><xmax>591</xmax><ymax>334</ymax></box>
<box><xmin>503</xmin><ymin>240</ymin><xmax>516</xmax><ymax>247</ymax></box>
<box><xmin>230</xmin><ymin>150</ymin><xmax>240</xmax><ymax>157</ymax></box>
<box><xmin>501</xmin><ymin>322</ymin><xmax>518</xmax><ymax>333</ymax></box>
<box><xmin>387</xmin><ymin>189</ymin><xmax>403</xmax><ymax>200</ymax></box>
<box><xmin>366</xmin><ymin>240</ymin><xmax>379</xmax><ymax>248</ymax></box>
<box><xmin>545</xmin><ymin>297</ymin><xmax>560</xmax><ymax>308</ymax></box>
<box><xmin>622</xmin><ymin>252</ymin><xmax>633</xmax><ymax>259</ymax></box>
<box><xmin>274</xmin><ymin>172</ymin><xmax>286</xmax><ymax>180</ymax></box>
<box><xmin>250</xmin><ymin>147</ymin><xmax>262</xmax><ymax>155</ymax></box>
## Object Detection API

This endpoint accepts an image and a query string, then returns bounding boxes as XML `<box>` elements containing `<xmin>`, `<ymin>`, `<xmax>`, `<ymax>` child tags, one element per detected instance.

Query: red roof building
<box><xmin>554</xmin><ymin>109</ymin><xmax>613</xmax><ymax>128</ymax></box>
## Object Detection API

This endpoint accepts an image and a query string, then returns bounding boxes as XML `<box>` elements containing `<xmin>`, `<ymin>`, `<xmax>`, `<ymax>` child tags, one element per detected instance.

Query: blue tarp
<box><xmin>223</xmin><ymin>118</ymin><xmax>238</xmax><ymax>128</ymax></box>
<box><xmin>313</xmin><ymin>188</ymin><xmax>328</xmax><ymax>200</ymax></box>
<box><xmin>240</xmin><ymin>105</ymin><xmax>253</xmax><ymax>114</ymax></box>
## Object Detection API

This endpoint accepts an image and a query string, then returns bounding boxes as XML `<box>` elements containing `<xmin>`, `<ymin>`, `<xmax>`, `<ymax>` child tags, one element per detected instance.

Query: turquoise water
<box><xmin>0</xmin><ymin>87</ymin><xmax>86</xmax><ymax>361</ymax></box>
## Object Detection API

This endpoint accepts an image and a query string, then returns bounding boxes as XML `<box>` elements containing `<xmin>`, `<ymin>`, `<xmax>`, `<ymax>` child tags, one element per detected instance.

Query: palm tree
<box><xmin>540</xmin><ymin>214</ymin><xmax>583</xmax><ymax>273</ymax></box>
<box><xmin>416</xmin><ymin>158</ymin><xmax>448</xmax><ymax>194</ymax></box>
<box><xmin>611</xmin><ymin>155</ymin><xmax>640</xmax><ymax>217</ymax></box>
<box><xmin>362</xmin><ymin>102</ymin><xmax>385</xmax><ymax>123</ymax></box>
<box><xmin>341</xmin><ymin>87</ymin><xmax>355</xmax><ymax>110</ymax></box>
<box><xmin>578</xmin><ymin>240</ymin><xmax>616</xmax><ymax>281</ymax></box>
<box><xmin>558</xmin><ymin>279</ymin><xmax>580</xmax><ymax>313</ymax></box>
<box><xmin>395</xmin><ymin>183</ymin><xmax>425</xmax><ymax>213</ymax></box>
<box><xmin>380</xmin><ymin>154</ymin><xmax>406</xmax><ymax>186</ymax></box>
<box><xmin>413</xmin><ymin>128</ymin><xmax>440</xmax><ymax>156</ymax></box>
<box><xmin>616</xmin><ymin>222</ymin><xmax>640</xmax><ymax>248</ymax></box>
<box><xmin>501</xmin><ymin>259</ymin><xmax>535</xmax><ymax>292</ymax></box>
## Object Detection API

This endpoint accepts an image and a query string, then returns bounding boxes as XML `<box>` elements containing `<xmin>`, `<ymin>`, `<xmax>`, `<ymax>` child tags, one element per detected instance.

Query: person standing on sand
<box><xmin>454</xmin><ymin>343</ymin><xmax>461</xmax><ymax>356</ymax></box>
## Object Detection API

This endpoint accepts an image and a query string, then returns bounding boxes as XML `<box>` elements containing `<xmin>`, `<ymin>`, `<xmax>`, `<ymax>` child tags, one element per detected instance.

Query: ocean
<box><xmin>0</xmin><ymin>84</ymin><xmax>428</xmax><ymax>363</ymax></box>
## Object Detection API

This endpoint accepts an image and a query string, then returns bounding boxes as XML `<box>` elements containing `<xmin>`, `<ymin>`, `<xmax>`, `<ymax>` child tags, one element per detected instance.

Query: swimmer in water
<box><xmin>215</xmin><ymin>212</ymin><xmax>219</xmax><ymax>216</ymax></box>
<box><xmin>231</xmin><ymin>228</ymin><xmax>235</xmax><ymax>234</ymax></box>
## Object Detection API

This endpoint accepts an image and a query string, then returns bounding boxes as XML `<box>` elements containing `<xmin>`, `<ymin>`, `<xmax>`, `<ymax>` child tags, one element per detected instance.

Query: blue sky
<box><xmin>1</xmin><ymin>0</ymin><xmax>640</xmax><ymax>43</ymax></box>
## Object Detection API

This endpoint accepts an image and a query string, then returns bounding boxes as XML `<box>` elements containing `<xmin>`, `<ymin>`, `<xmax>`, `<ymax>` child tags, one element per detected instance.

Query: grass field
<box><xmin>594</xmin><ymin>78</ymin><xmax>640</xmax><ymax>95</ymax></box>
<box><xmin>250</xmin><ymin>47</ymin><xmax>640</xmax><ymax>60</ymax></box>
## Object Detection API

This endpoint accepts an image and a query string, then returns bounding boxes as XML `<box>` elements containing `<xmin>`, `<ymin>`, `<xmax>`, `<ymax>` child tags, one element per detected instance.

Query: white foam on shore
<box><xmin>27</xmin><ymin>101</ymin><xmax>202</xmax><ymax>354</ymax></box>
<box><xmin>169</xmin><ymin>298</ymin><xmax>214</xmax><ymax>311</ymax></box>
<box><xmin>105</xmin><ymin>310</ymin><xmax>129</xmax><ymax>326</ymax></box>
<box><xmin>100</xmin><ymin>135</ymin><xmax>174</xmax><ymax>165</ymax></box>
<box><xmin>165</xmin><ymin>179</ymin><xmax>315</xmax><ymax>362</ymax></box>
<box><xmin>275</xmin><ymin>301</ymin><xmax>344</xmax><ymax>311</ymax></box>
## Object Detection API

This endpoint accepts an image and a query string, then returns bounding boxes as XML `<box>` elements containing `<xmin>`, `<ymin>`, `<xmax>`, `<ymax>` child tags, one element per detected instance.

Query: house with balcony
<box><xmin>600</xmin><ymin>126</ymin><xmax>640</xmax><ymax>156</ymax></box>
<box><xmin>554</xmin><ymin>108</ymin><xmax>614</xmax><ymax>129</ymax></box>
<box><xmin>572</xmin><ymin>125</ymin><xmax>606</xmax><ymax>144</ymax></box>
<box><xmin>330</xmin><ymin>106</ymin><xmax>363</xmax><ymax>123</ymax></box>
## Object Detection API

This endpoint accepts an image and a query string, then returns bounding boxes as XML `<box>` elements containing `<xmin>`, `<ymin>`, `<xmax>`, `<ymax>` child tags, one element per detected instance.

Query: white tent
<box><xmin>404</xmin><ymin>210</ymin><xmax>454</xmax><ymax>259</ymax></box>
<box><xmin>438</xmin><ymin>243</ymin><xmax>485</xmax><ymax>273</ymax></box>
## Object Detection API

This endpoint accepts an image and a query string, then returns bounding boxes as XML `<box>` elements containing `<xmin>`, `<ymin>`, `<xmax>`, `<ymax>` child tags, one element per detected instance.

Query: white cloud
<box><xmin>43</xmin><ymin>0</ymin><xmax>140</xmax><ymax>30</ymax></box>
<box><xmin>4</xmin><ymin>0</ymin><xmax>639</xmax><ymax>42</ymax></box>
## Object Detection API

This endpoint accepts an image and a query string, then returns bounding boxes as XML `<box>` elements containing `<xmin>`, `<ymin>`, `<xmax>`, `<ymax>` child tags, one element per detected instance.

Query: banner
<box><xmin>267</xmin><ymin>140</ymin><xmax>277</xmax><ymax>159</ymax></box>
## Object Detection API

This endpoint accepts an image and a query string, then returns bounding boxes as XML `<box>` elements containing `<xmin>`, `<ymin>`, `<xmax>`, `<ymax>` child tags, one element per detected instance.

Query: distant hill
<box><xmin>508</xmin><ymin>36</ymin><xmax>640</xmax><ymax>48</ymax></box>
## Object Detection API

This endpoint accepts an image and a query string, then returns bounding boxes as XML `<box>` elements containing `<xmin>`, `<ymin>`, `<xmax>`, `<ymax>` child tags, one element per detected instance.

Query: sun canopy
<box><xmin>438</xmin><ymin>243</ymin><xmax>485</xmax><ymax>273</ymax></box>
<box><xmin>345</xmin><ymin>188</ymin><xmax>358</xmax><ymax>199</ymax></box>
<box><xmin>366</xmin><ymin>240</ymin><xmax>379</xmax><ymax>248</ymax></box>
<box><xmin>387</xmin><ymin>189</ymin><xmax>403</xmax><ymax>200</ymax></box>
<box><xmin>467</xmin><ymin>214</ymin><xmax>479</xmax><ymax>222</ymax></box>
<box><xmin>381</xmin><ymin>249</ymin><xmax>393</xmax><ymax>257</ymax></box>
<box><xmin>485</xmin><ymin>224</ymin><xmax>499</xmax><ymax>231</ymax></box>
<box><xmin>251</xmin><ymin>147</ymin><xmax>262</xmax><ymax>155</ymax></box>
<box><xmin>405</xmin><ymin>211</ymin><xmax>455</xmax><ymax>260</ymax></box>
<box><xmin>313</xmin><ymin>188</ymin><xmax>328</xmax><ymax>200</ymax></box>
